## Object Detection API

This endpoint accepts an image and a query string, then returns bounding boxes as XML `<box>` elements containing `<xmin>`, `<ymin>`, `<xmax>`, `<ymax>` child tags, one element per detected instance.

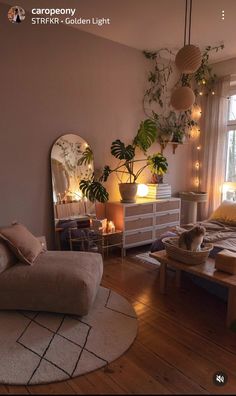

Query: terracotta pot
<box><xmin>119</xmin><ymin>183</ymin><xmax>138</xmax><ymax>203</ymax></box>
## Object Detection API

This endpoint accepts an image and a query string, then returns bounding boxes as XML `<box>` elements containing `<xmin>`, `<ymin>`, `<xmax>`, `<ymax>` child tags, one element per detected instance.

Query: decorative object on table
<box><xmin>137</xmin><ymin>184</ymin><xmax>149</xmax><ymax>197</ymax></box>
<box><xmin>178</xmin><ymin>225</ymin><xmax>206</xmax><ymax>251</ymax></box>
<box><xmin>107</xmin><ymin>220</ymin><xmax>115</xmax><ymax>233</ymax></box>
<box><xmin>147</xmin><ymin>152</ymin><xmax>168</xmax><ymax>184</ymax></box>
<box><xmin>162</xmin><ymin>237</ymin><xmax>213</xmax><ymax>265</ymax></box>
<box><xmin>83</xmin><ymin>119</ymin><xmax>164</xmax><ymax>204</ymax></box>
<box><xmin>147</xmin><ymin>183</ymin><xmax>171</xmax><ymax>199</ymax></box>
<box><xmin>91</xmin><ymin>218</ymin><xmax>107</xmax><ymax>233</ymax></box>
<box><xmin>215</xmin><ymin>249</ymin><xmax>236</xmax><ymax>275</ymax></box>
<box><xmin>0</xmin><ymin>287</ymin><xmax>137</xmax><ymax>385</ymax></box>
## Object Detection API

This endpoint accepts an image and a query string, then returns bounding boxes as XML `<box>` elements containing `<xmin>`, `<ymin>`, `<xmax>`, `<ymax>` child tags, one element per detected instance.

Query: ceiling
<box><xmin>1</xmin><ymin>0</ymin><xmax>236</xmax><ymax>62</ymax></box>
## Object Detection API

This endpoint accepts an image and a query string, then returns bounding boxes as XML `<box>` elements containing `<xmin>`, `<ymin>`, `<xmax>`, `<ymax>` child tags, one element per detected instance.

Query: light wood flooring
<box><xmin>1</xmin><ymin>251</ymin><xmax>236</xmax><ymax>395</ymax></box>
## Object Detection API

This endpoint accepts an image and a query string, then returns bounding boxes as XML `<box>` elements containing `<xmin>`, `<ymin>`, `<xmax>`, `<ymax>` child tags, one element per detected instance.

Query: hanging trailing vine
<box><xmin>143</xmin><ymin>44</ymin><xmax>224</xmax><ymax>144</ymax></box>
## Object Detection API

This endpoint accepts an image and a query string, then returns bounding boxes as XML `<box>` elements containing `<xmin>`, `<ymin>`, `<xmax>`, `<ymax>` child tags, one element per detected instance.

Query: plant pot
<box><xmin>119</xmin><ymin>183</ymin><xmax>138</xmax><ymax>203</ymax></box>
<box><xmin>172</xmin><ymin>131</ymin><xmax>186</xmax><ymax>144</ymax></box>
<box><xmin>151</xmin><ymin>174</ymin><xmax>163</xmax><ymax>184</ymax></box>
<box><xmin>157</xmin><ymin>131</ymin><xmax>174</xmax><ymax>143</ymax></box>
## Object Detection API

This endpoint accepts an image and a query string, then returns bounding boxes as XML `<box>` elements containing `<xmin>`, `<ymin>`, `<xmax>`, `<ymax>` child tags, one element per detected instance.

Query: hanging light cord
<box><xmin>188</xmin><ymin>0</ymin><xmax>192</xmax><ymax>44</ymax></box>
<box><xmin>183</xmin><ymin>0</ymin><xmax>193</xmax><ymax>45</ymax></box>
<box><xmin>184</xmin><ymin>0</ymin><xmax>188</xmax><ymax>45</ymax></box>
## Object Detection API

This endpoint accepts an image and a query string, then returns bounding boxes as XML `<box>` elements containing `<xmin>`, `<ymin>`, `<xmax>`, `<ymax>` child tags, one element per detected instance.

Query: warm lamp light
<box><xmin>190</xmin><ymin>126</ymin><xmax>200</xmax><ymax>139</ymax></box>
<box><xmin>107</xmin><ymin>220</ymin><xmax>115</xmax><ymax>233</ymax></box>
<box><xmin>195</xmin><ymin>177</ymin><xmax>200</xmax><ymax>187</ymax></box>
<box><xmin>73</xmin><ymin>190</ymin><xmax>83</xmax><ymax>201</ymax></box>
<box><xmin>137</xmin><ymin>184</ymin><xmax>148</xmax><ymax>197</ymax></box>
<box><xmin>192</xmin><ymin>104</ymin><xmax>202</xmax><ymax>121</ymax></box>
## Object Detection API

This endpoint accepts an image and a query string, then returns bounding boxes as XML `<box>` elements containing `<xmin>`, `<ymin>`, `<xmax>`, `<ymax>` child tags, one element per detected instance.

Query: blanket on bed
<box><xmin>175</xmin><ymin>220</ymin><xmax>236</xmax><ymax>252</ymax></box>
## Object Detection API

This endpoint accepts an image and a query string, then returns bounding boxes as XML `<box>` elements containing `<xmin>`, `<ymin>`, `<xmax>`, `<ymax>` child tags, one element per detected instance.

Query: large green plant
<box><xmin>79</xmin><ymin>119</ymin><xmax>167</xmax><ymax>202</ymax></box>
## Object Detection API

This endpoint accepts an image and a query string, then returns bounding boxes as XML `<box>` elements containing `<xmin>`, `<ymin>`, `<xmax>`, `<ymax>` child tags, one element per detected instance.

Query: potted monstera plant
<box><xmin>80</xmin><ymin>119</ymin><xmax>164</xmax><ymax>203</ymax></box>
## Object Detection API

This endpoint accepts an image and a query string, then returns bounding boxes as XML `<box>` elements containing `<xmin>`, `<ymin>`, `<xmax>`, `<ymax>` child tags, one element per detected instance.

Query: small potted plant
<box><xmin>147</xmin><ymin>153</ymin><xmax>168</xmax><ymax>184</ymax></box>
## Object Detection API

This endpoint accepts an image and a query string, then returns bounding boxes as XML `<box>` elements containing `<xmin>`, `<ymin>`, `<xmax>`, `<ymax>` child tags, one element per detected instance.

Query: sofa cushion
<box><xmin>0</xmin><ymin>223</ymin><xmax>43</xmax><ymax>265</ymax></box>
<box><xmin>0</xmin><ymin>250</ymin><xmax>103</xmax><ymax>316</ymax></box>
<box><xmin>0</xmin><ymin>241</ymin><xmax>17</xmax><ymax>274</ymax></box>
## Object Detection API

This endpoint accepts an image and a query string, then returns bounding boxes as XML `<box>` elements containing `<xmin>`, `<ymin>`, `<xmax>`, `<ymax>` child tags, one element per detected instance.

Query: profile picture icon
<box><xmin>8</xmin><ymin>6</ymin><xmax>25</xmax><ymax>23</ymax></box>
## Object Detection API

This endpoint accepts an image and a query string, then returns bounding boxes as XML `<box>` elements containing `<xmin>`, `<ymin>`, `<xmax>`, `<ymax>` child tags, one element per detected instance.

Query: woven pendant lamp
<box><xmin>175</xmin><ymin>44</ymin><xmax>202</xmax><ymax>74</ymax></box>
<box><xmin>171</xmin><ymin>0</ymin><xmax>200</xmax><ymax>111</ymax></box>
<box><xmin>170</xmin><ymin>86</ymin><xmax>195</xmax><ymax>111</ymax></box>
<box><xmin>175</xmin><ymin>0</ymin><xmax>202</xmax><ymax>74</ymax></box>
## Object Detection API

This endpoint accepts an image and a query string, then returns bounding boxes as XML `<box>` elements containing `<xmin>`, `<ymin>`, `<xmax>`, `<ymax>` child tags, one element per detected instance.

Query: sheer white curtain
<box><xmin>199</xmin><ymin>76</ymin><xmax>230</xmax><ymax>219</ymax></box>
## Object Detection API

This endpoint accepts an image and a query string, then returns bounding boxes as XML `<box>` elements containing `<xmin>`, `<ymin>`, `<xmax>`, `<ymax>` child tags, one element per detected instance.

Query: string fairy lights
<box><xmin>189</xmin><ymin>102</ymin><xmax>202</xmax><ymax>190</ymax></box>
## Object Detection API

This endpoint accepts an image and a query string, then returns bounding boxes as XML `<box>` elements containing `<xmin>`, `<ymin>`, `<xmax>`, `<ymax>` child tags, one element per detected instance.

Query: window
<box><xmin>224</xmin><ymin>92</ymin><xmax>236</xmax><ymax>200</ymax></box>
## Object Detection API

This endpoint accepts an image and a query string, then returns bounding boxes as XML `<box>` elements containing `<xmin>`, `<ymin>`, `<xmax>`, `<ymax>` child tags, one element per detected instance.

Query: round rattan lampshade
<box><xmin>175</xmin><ymin>45</ymin><xmax>202</xmax><ymax>74</ymax></box>
<box><xmin>170</xmin><ymin>86</ymin><xmax>195</xmax><ymax>111</ymax></box>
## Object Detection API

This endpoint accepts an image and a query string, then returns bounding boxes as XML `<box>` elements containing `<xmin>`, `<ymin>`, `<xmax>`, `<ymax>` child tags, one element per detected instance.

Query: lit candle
<box><xmin>107</xmin><ymin>221</ymin><xmax>115</xmax><ymax>233</ymax></box>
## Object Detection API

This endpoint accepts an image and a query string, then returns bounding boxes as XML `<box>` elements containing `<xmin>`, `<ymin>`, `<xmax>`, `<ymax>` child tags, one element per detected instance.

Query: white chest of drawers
<box><xmin>105</xmin><ymin>197</ymin><xmax>181</xmax><ymax>255</ymax></box>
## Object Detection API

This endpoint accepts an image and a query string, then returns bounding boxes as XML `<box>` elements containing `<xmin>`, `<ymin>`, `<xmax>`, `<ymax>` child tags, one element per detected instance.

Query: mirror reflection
<box><xmin>51</xmin><ymin>134</ymin><xmax>96</xmax><ymax>249</ymax></box>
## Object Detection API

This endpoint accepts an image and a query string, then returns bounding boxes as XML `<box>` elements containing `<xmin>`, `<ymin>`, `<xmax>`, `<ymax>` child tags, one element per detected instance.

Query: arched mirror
<box><xmin>51</xmin><ymin>134</ymin><xmax>95</xmax><ymax>249</ymax></box>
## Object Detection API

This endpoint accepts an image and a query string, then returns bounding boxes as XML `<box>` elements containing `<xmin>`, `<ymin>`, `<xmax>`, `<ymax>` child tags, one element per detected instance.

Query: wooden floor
<box><xmin>1</xmin><ymin>252</ymin><xmax>236</xmax><ymax>395</ymax></box>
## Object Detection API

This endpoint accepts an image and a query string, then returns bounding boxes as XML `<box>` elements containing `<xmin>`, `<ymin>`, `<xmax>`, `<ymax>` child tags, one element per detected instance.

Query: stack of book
<box><xmin>147</xmin><ymin>183</ymin><xmax>171</xmax><ymax>199</ymax></box>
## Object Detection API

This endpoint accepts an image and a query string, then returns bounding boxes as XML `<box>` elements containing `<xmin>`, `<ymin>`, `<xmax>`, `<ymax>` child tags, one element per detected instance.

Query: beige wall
<box><xmin>0</xmin><ymin>3</ymin><xmax>192</xmax><ymax>246</ymax></box>
<box><xmin>212</xmin><ymin>57</ymin><xmax>236</xmax><ymax>77</ymax></box>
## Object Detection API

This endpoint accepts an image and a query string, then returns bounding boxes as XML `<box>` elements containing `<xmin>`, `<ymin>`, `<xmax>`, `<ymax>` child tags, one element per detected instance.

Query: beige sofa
<box><xmin>0</xmin><ymin>241</ymin><xmax>103</xmax><ymax>316</ymax></box>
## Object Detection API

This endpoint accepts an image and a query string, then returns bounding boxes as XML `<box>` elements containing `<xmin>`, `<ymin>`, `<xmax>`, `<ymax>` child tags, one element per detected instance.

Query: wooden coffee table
<box><xmin>150</xmin><ymin>250</ymin><xmax>236</xmax><ymax>328</ymax></box>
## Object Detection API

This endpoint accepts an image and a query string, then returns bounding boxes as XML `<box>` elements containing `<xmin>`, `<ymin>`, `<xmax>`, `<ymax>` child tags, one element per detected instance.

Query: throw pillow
<box><xmin>210</xmin><ymin>200</ymin><xmax>236</xmax><ymax>225</ymax></box>
<box><xmin>0</xmin><ymin>223</ymin><xmax>43</xmax><ymax>265</ymax></box>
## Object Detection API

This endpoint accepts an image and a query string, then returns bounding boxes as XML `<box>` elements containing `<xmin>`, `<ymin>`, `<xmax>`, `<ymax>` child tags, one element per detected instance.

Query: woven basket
<box><xmin>162</xmin><ymin>237</ymin><xmax>213</xmax><ymax>265</ymax></box>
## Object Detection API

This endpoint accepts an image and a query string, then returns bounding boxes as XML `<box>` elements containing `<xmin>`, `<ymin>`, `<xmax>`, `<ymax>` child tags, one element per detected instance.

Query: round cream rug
<box><xmin>0</xmin><ymin>287</ymin><xmax>137</xmax><ymax>385</ymax></box>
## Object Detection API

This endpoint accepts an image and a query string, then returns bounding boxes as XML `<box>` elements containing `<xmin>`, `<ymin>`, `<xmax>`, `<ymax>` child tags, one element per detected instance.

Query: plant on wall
<box><xmin>143</xmin><ymin>44</ymin><xmax>224</xmax><ymax>145</ymax></box>
<box><xmin>143</xmin><ymin>48</ymin><xmax>174</xmax><ymax>110</ymax></box>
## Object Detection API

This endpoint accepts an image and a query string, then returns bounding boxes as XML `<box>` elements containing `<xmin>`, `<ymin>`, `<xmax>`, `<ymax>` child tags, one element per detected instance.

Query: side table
<box><xmin>68</xmin><ymin>228</ymin><xmax>123</xmax><ymax>258</ymax></box>
<box><xmin>179</xmin><ymin>191</ymin><xmax>207</xmax><ymax>223</ymax></box>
